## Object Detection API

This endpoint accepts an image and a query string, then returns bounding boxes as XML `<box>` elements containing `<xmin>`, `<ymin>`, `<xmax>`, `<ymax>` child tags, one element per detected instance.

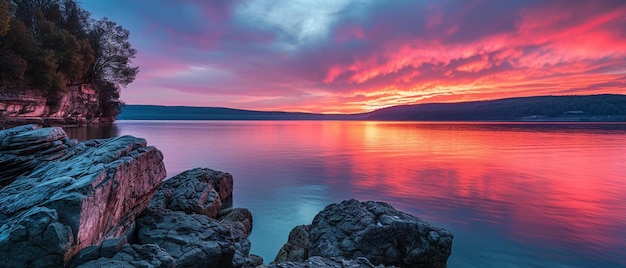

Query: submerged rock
<box><xmin>274</xmin><ymin>199</ymin><xmax>454</xmax><ymax>268</ymax></box>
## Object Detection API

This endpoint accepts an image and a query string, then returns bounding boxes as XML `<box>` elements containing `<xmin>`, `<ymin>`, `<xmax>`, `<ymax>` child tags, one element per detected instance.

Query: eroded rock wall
<box><xmin>0</xmin><ymin>85</ymin><xmax>100</xmax><ymax>126</ymax></box>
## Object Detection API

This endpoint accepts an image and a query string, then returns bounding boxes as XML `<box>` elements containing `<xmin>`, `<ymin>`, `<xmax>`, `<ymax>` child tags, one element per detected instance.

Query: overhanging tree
<box><xmin>88</xmin><ymin>17</ymin><xmax>138</xmax><ymax>119</ymax></box>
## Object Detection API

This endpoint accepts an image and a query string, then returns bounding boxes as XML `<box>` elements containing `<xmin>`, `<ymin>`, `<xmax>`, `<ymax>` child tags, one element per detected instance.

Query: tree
<box><xmin>88</xmin><ymin>18</ymin><xmax>138</xmax><ymax>119</ymax></box>
<box><xmin>1</xmin><ymin>1</ymin><xmax>137</xmax><ymax>121</ymax></box>
<box><xmin>88</xmin><ymin>18</ymin><xmax>138</xmax><ymax>87</ymax></box>
<box><xmin>0</xmin><ymin>17</ymin><xmax>36</xmax><ymax>88</ymax></box>
<box><xmin>0</xmin><ymin>0</ymin><xmax>10</xmax><ymax>37</ymax></box>
<box><xmin>60</xmin><ymin>0</ymin><xmax>89</xmax><ymax>38</ymax></box>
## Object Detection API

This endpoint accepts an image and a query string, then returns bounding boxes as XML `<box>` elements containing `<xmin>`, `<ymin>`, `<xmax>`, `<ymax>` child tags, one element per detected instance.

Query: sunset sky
<box><xmin>83</xmin><ymin>0</ymin><xmax>626</xmax><ymax>113</ymax></box>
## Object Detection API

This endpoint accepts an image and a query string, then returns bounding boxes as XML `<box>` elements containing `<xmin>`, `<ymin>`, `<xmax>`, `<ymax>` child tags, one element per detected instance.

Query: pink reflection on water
<box><xmin>105</xmin><ymin>121</ymin><xmax>626</xmax><ymax>266</ymax></box>
<box><xmin>317</xmin><ymin>122</ymin><xmax>626</xmax><ymax>258</ymax></box>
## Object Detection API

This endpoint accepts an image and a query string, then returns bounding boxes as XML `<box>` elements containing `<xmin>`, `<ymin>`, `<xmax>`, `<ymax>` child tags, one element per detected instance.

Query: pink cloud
<box><xmin>85</xmin><ymin>0</ymin><xmax>626</xmax><ymax>113</ymax></box>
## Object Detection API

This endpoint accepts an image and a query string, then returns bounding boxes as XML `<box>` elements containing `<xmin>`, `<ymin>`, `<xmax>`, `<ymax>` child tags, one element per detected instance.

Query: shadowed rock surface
<box><xmin>0</xmin><ymin>124</ymin><xmax>76</xmax><ymax>186</ymax></box>
<box><xmin>148</xmin><ymin>167</ymin><xmax>234</xmax><ymax>218</ymax></box>
<box><xmin>274</xmin><ymin>225</ymin><xmax>310</xmax><ymax>263</ymax></box>
<box><xmin>264</xmin><ymin>256</ymin><xmax>394</xmax><ymax>268</ymax></box>
<box><xmin>71</xmin><ymin>167</ymin><xmax>261</xmax><ymax>268</ymax></box>
<box><xmin>274</xmin><ymin>199</ymin><xmax>454</xmax><ymax>268</ymax></box>
<box><xmin>74</xmin><ymin>243</ymin><xmax>175</xmax><ymax>268</ymax></box>
<box><xmin>0</xmin><ymin>125</ymin><xmax>166</xmax><ymax>267</ymax></box>
<box><xmin>135</xmin><ymin>167</ymin><xmax>260</xmax><ymax>268</ymax></box>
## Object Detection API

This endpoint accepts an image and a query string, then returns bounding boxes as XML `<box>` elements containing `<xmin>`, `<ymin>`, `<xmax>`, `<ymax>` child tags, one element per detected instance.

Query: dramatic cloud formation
<box><xmin>83</xmin><ymin>0</ymin><xmax>626</xmax><ymax>113</ymax></box>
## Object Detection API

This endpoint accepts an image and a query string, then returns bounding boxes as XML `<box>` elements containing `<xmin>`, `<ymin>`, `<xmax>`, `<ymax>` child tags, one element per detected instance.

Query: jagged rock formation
<box><xmin>0</xmin><ymin>126</ymin><xmax>262</xmax><ymax>268</ymax></box>
<box><xmin>0</xmin><ymin>125</ymin><xmax>166</xmax><ymax>267</ymax></box>
<box><xmin>273</xmin><ymin>199</ymin><xmax>454</xmax><ymax>268</ymax></box>
<box><xmin>72</xmin><ymin>167</ymin><xmax>262</xmax><ymax>268</ymax></box>
<box><xmin>133</xmin><ymin>168</ymin><xmax>260</xmax><ymax>268</ymax></box>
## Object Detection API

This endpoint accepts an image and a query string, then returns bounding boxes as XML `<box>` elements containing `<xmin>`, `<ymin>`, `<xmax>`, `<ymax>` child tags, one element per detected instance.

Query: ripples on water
<box><xmin>65</xmin><ymin>121</ymin><xmax>626</xmax><ymax>267</ymax></box>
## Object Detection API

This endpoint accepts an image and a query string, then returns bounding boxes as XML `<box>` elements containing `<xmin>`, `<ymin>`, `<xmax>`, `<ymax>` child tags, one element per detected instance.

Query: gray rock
<box><xmin>76</xmin><ymin>244</ymin><xmax>175</xmax><ymax>268</ymax></box>
<box><xmin>265</xmin><ymin>256</ymin><xmax>394</xmax><ymax>268</ymax></box>
<box><xmin>149</xmin><ymin>167</ymin><xmax>233</xmax><ymax>218</ymax></box>
<box><xmin>218</xmin><ymin>209</ymin><xmax>254</xmax><ymax>268</ymax></box>
<box><xmin>276</xmin><ymin>199</ymin><xmax>454</xmax><ymax>268</ymax></box>
<box><xmin>0</xmin><ymin>125</ymin><xmax>75</xmax><ymax>186</ymax></box>
<box><xmin>274</xmin><ymin>225</ymin><xmax>310</xmax><ymax>263</ymax></box>
<box><xmin>243</xmin><ymin>254</ymin><xmax>264</xmax><ymax>268</ymax></box>
<box><xmin>136</xmin><ymin>167</ymin><xmax>259</xmax><ymax>267</ymax></box>
<box><xmin>0</xmin><ymin>207</ymin><xmax>74</xmax><ymax>268</ymax></box>
<box><xmin>0</xmin><ymin>126</ymin><xmax>166</xmax><ymax>267</ymax></box>
<box><xmin>136</xmin><ymin>208</ymin><xmax>238</xmax><ymax>267</ymax></box>
<box><xmin>219</xmin><ymin>207</ymin><xmax>254</xmax><ymax>236</ymax></box>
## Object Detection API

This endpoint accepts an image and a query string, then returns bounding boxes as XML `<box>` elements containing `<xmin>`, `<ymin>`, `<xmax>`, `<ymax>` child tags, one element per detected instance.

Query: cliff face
<box><xmin>0</xmin><ymin>85</ymin><xmax>102</xmax><ymax>127</ymax></box>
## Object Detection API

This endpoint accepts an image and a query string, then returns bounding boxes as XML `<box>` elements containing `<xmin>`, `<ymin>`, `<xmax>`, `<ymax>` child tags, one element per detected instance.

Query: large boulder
<box><xmin>135</xmin><ymin>167</ymin><xmax>261</xmax><ymax>268</ymax></box>
<box><xmin>0</xmin><ymin>125</ymin><xmax>166</xmax><ymax>267</ymax></box>
<box><xmin>148</xmin><ymin>167</ymin><xmax>233</xmax><ymax>217</ymax></box>
<box><xmin>274</xmin><ymin>199</ymin><xmax>454</xmax><ymax>268</ymax></box>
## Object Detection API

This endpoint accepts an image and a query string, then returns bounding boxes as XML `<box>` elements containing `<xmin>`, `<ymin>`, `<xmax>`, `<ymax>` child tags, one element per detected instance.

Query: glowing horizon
<box><xmin>83</xmin><ymin>1</ymin><xmax>626</xmax><ymax>114</ymax></box>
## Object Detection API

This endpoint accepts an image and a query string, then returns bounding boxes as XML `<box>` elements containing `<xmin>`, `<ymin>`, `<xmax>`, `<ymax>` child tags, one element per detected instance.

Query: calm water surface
<box><xmin>65</xmin><ymin>121</ymin><xmax>626</xmax><ymax>267</ymax></box>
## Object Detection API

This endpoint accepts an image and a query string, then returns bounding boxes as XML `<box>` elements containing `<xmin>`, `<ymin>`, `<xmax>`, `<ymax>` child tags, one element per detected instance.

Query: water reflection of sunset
<box><xmin>316</xmin><ymin>122</ymin><xmax>626</xmax><ymax>262</ymax></box>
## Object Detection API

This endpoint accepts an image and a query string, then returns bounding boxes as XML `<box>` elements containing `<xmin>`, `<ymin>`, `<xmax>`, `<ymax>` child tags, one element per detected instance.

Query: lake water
<box><xmin>65</xmin><ymin>121</ymin><xmax>626</xmax><ymax>267</ymax></box>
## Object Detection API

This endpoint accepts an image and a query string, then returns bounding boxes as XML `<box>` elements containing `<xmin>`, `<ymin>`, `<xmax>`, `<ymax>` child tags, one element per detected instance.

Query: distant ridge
<box><xmin>119</xmin><ymin>94</ymin><xmax>626</xmax><ymax>122</ymax></box>
<box><xmin>117</xmin><ymin>105</ymin><xmax>361</xmax><ymax>120</ymax></box>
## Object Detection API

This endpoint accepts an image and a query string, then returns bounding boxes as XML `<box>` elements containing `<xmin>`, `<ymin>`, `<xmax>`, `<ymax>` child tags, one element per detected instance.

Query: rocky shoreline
<box><xmin>0</xmin><ymin>125</ymin><xmax>453</xmax><ymax>267</ymax></box>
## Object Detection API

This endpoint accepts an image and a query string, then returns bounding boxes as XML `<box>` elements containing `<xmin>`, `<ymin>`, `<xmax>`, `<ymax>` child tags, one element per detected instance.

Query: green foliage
<box><xmin>0</xmin><ymin>52</ymin><xmax>27</xmax><ymax>83</ymax></box>
<box><xmin>0</xmin><ymin>0</ymin><xmax>10</xmax><ymax>37</ymax></box>
<box><xmin>0</xmin><ymin>0</ymin><xmax>137</xmax><ymax>120</ymax></box>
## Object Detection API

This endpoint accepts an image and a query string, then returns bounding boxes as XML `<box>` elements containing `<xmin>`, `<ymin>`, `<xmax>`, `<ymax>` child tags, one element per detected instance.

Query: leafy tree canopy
<box><xmin>0</xmin><ymin>0</ymin><xmax>10</xmax><ymax>36</ymax></box>
<box><xmin>0</xmin><ymin>0</ymin><xmax>137</xmax><ymax>118</ymax></box>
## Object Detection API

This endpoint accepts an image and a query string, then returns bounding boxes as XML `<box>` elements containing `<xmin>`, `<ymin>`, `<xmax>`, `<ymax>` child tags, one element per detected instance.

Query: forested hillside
<box><xmin>119</xmin><ymin>95</ymin><xmax>626</xmax><ymax>122</ymax></box>
<box><xmin>364</xmin><ymin>94</ymin><xmax>626</xmax><ymax>121</ymax></box>
<box><xmin>0</xmin><ymin>0</ymin><xmax>137</xmax><ymax>118</ymax></box>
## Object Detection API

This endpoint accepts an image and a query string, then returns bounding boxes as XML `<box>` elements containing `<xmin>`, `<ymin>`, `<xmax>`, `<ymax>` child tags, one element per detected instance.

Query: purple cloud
<box><xmin>83</xmin><ymin>0</ymin><xmax>626</xmax><ymax>113</ymax></box>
